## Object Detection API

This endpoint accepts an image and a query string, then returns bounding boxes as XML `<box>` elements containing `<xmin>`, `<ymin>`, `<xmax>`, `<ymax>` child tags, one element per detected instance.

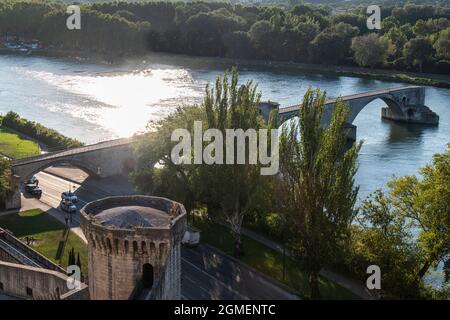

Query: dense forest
<box><xmin>0</xmin><ymin>0</ymin><xmax>449</xmax><ymax>73</ymax></box>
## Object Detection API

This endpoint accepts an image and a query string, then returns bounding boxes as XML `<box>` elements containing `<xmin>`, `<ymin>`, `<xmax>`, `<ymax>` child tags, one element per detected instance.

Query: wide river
<box><xmin>1</xmin><ymin>53</ymin><xmax>449</xmax><ymax>201</ymax></box>
<box><xmin>0</xmin><ymin>53</ymin><xmax>449</xmax><ymax>285</ymax></box>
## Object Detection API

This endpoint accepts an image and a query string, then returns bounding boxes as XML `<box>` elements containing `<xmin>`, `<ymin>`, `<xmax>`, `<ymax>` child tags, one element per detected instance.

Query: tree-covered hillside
<box><xmin>0</xmin><ymin>1</ymin><xmax>449</xmax><ymax>73</ymax></box>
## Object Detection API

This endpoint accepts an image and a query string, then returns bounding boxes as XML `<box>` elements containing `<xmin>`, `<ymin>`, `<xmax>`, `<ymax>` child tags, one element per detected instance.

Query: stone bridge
<box><xmin>259</xmin><ymin>86</ymin><xmax>439</xmax><ymax>140</ymax></box>
<box><xmin>7</xmin><ymin>137</ymin><xmax>137</xmax><ymax>209</ymax></box>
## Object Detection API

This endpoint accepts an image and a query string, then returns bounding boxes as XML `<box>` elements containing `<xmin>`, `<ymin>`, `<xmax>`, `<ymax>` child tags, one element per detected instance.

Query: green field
<box><xmin>0</xmin><ymin>209</ymin><xmax>88</xmax><ymax>276</ymax></box>
<box><xmin>193</xmin><ymin>217</ymin><xmax>358</xmax><ymax>299</ymax></box>
<box><xmin>0</xmin><ymin>127</ymin><xmax>40</xmax><ymax>158</ymax></box>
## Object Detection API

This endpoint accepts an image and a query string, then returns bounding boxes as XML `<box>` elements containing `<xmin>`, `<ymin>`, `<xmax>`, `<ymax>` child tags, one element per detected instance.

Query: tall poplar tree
<box><xmin>278</xmin><ymin>88</ymin><xmax>361</xmax><ymax>298</ymax></box>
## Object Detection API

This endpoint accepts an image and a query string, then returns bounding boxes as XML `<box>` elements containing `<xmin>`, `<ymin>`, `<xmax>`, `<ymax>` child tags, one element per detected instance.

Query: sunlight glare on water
<box><xmin>7</xmin><ymin>59</ymin><xmax>204</xmax><ymax>139</ymax></box>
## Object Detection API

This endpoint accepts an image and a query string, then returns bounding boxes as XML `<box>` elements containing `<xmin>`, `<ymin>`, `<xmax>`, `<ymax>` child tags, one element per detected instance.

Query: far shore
<box><xmin>1</xmin><ymin>47</ymin><xmax>450</xmax><ymax>88</ymax></box>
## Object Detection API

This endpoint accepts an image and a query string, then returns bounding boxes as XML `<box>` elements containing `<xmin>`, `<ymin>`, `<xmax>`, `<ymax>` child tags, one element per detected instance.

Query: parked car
<box><xmin>60</xmin><ymin>199</ymin><xmax>77</xmax><ymax>213</ymax></box>
<box><xmin>27</xmin><ymin>175</ymin><xmax>38</xmax><ymax>185</ymax></box>
<box><xmin>61</xmin><ymin>191</ymin><xmax>77</xmax><ymax>203</ymax></box>
<box><xmin>182</xmin><ymin>226</ymin><xmax>200</xmax><ymax>247</ymax></box>
<box><xmin>25</xmin><ymin>184</ymin><xmax>42</xmax><ymax>197</ymax></box>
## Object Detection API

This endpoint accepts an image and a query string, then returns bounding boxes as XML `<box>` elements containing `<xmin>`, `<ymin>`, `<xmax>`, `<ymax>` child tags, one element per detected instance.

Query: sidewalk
<box><xmin>241</xmin><ymin>227</ymin><xmax>376</xmax><ymax>300</ymax></box>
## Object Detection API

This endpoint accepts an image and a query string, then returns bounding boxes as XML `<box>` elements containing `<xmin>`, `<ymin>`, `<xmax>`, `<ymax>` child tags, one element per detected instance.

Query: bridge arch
<box><xmin>20</xmin><ymin>158</ymin><xmax>100</xmax><ymax>183</ymax></box>
<box><xmin>343</xmin><ymin>93</ymin><xmax>405</xmax><ymax>125</ymax></box>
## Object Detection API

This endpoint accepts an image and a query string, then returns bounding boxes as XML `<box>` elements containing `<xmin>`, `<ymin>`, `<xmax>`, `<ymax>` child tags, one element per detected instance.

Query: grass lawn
<box><xmin>0</xmin><ymin>209</ymin><xmax>88</xmax><ymax>276</ymax></box>
<box><xmin>0</xmin><ymin>126</ymin><xmax>40</xmax><ymax>158</ymax></box>
<box><xmin>192</xmin><ymin>217</ymin><xmax>358</xmax><ymax>299</ymax></box>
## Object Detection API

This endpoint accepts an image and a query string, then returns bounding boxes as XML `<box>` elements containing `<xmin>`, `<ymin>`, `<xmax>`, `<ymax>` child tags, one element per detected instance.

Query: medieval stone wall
<box><xmin>0</xmin><ymin>261</ymin><xmax>87</xmax><ymax>300</ymax></box>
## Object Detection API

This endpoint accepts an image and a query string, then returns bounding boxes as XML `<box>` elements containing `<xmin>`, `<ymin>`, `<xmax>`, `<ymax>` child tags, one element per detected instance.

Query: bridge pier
<box><xmin>5</xmin><ymin>175</ymin><xmax>21</xmax><ymax>210</ymax></box>
<box><xmin>344</xmin><ymin>123</ymin><xmax>357</xmax><ymax>142</ymax></box>
<box><xmin>381</xmin><ymin>105</ymin><xmax>439</xmax><ymax>125</ymax></box>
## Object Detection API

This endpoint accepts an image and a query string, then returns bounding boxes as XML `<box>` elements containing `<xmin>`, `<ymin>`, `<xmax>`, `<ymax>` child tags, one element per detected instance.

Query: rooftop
<box><xmin>81</xmin><ymin>195</ymin><xmax>186</xmax><ymax>231</ymax></box>
<box><xmin>93</xmin><ymin>205</ymin><xmax>170</xmax><ymax>229</ymax></box>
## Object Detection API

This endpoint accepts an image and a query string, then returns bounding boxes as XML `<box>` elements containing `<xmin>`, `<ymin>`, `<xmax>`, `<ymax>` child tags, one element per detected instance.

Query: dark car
<box><xmin>60</xmin><ymin>199</ymin><xmax>77</xmax><ymax>213</ymax></box>
<box><xmin>25</xmin><ymin>183</ymin><xmax>42</xmax><ymax>197</ymax></box>
<box><xmin>61</xmin><ymin>191</ymin><xmax>78</xmax><ymax>203</ymax></box>
<box><xmin>26</xmin><ymin>175</ymin><xmax>39</xmax><ymax>185</ymax></box>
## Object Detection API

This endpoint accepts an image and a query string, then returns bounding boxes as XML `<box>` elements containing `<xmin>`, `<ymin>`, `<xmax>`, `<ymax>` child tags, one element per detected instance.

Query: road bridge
<box><xmin>6</xmin><ymin>137</ymin><xmax>137</xmax><ymax>209</ymax></box>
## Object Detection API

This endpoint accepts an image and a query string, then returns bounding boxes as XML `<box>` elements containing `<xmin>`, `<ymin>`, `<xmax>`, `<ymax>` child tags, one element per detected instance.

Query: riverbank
<box><xmin>0</xmin><ymin>111</ymin><xmax>83</xmax><ymax>151</ymax></box>
<box><xmin>3</xmin><ymin>47</ymin><xmax>449</xmax><ymax>89</ymax></box>
<box><xmin>0</xmin><ymin>127</ymin><xmax>40</xmax><ymax>159</ymax></box>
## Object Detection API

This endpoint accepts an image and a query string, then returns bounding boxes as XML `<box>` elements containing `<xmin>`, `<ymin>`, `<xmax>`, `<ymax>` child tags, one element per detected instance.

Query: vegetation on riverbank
<box><xmin>3</xmin><ymin>46</ymin><xmax>449</xmax><ymax>88</ymax></box>
<box><xmin>133</xmin><ymin>69</ymin><xmax>449</xmax><ymax>299</ymax></box>
<box><xmin>0</xmin><ymin>209</ymin><xmax>88</xmax><ymax>276</ymax></box>
<box><xmin>0</xmin><ymin>127</ymin><xmax>40</xmax><ymax>159</ymax></box>
<box><xmin>1</xmin><ymin>1</ymin><xmax>449</xmax><ymax>80</ymax></box>
<box><xmin>0</xmin><ymin>112</ymin><xmax>83</xmax><ymax>151</ymax></box>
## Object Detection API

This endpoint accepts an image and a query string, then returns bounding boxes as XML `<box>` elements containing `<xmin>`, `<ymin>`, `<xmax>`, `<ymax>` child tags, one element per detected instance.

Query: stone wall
<box><xmin>0</xmin><ymin>246</ymin><xmax>20</xmax><ymax>264</ymax></box>
<box><xmin>0</xmin><ymin>261</ymin><xmax>88</xmax><ymax>300</ymax></box>
<box><xmin>0</xmin><ymin>228</ymin><xmax>65</xmax><ymax>273</ymax></box>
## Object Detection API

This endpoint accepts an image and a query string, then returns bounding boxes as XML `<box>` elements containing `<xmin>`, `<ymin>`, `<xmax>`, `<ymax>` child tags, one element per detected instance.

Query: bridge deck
<box><xmin>278</xmin><ymin>86</ymin><xmax>422</xmax><ymax>115</ymax></box>
<box><xmin>12</xmin><ymin>137</ymin><xmax>134</xmax><ymax>166</ymax></box>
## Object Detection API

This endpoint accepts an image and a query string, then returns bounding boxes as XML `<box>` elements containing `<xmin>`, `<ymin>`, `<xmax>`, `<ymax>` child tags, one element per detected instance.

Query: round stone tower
<box><xmin>80</xmin><ymin>195</ymin><xmax>186</xmax><ymax>300</ymax></box>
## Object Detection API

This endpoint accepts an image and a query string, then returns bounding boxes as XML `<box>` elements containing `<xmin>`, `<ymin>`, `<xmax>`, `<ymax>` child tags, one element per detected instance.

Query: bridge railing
<box><xmin>12</xmin><ymin>137</ymin><xmax>136</xmax><ymax>166</ymax></box>
<box><xmin>279</xmin><ymin>85</ymin><xmax>423</xmax><ymax>114</ymax></box>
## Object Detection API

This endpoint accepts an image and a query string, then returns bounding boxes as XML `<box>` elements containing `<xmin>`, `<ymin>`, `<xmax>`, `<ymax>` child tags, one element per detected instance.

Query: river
<box><xmin>0</xmin><ymin>52</ymin><xmax>449</xmax><ymax>286</ymax></box>
<box><xmin>1</xmin><ymin>53</ymin><xmax>449</xmax><ymax>199</ymax></box>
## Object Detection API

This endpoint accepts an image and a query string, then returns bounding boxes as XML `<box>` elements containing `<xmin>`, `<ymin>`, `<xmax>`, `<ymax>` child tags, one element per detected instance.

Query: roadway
<box><xmin>23</xmin><ymin>166</ymin><xmax>299</xmax><ymax>300</ymax></box>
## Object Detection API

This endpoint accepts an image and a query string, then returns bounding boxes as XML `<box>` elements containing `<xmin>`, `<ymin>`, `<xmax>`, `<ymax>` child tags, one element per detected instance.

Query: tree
<box><xmin>381</xmin><ymin>16</ymin><xmax>401</xmax><ymax>33</ymax></box>
<box><xmin>403</xmin><ymin>38</ymin><xmax>434</xmax><ymax>72</ymax></box>
<box><xmin>278</xmin><ymin>88</ymin><xmax>361</xmax><ymax>298</ymax></box>
<box><xmin>351</xmin><ymin>33</ymin><xmax>392</xmax><ymax>68</ymax></box>
<box><xmin>388</xmin><ymin>144</ymin><xmax>450</xmax><ymax>281</ymax></box>
<box><xmin>351</xmin><ymin>144</ymin><xmax>450</xmax><ymax>298</ymax></box>
<box><xmin>385</xmin><ymin>26</ymin><xmax>408</xmax><ymax>58</ymax></box>
<box><xmin>413</xmin><ymin>18</ymin><xmax>449</xmax><ymax>38</ymax></box>
<box><xmin>68</xmin><ymin>248</ymin><xmax>75</xmax><ymax>266</ymax></box>
<box><xmin>184</xmin><ymin>10</ymin><xmax>245</xmax><ymax>56</ymax></box>
<box><xmin>133</xmin><ymin>69</ymin><xmax>275</xmax><ymax>257</ymax></box>
<box><xmin>434</xmin><ymin>26</ymin><xmax>450</xmax><ymax>59</ymax></box>
<box><xmin>198</xmin><ymin>69</ymin><xmax>275</xmax><ymax>258</ymax></box>
<box><xmin>132</xmin><ymin>105</ymin><xmax>205</xmax><ymax>219</ymax></box>
<box><xmin>349</xmin><ymin>190</ymin><xmax>424</xmax><ymax>298</ymax></box>
<box><xmin>333</xmin><ymin>13</ymin><xmax>367</xmax><ymax>33</ymax></box>
<box><xmin>76</xmin><ymin>253</ymin><xmax>81</xmax><ymax>271</ymax></box>
<box><xmin>223</xmin><ymin>31</ymin><xmax>255</xmax><ymax>59</ymax></box>
<box><xmin>0</xmin><ymin>158</ymin><xmax>12</xmax><ymax>208</ymax></box>
<box><xmin>249</xmin><ymin>20</ymin><xmax>273</xmax><ymax>41</ymax></box>
<box><xmin>308</xmin><ymin>23</ymin><xmax>359</xmax><ymax>64</ymax></box>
